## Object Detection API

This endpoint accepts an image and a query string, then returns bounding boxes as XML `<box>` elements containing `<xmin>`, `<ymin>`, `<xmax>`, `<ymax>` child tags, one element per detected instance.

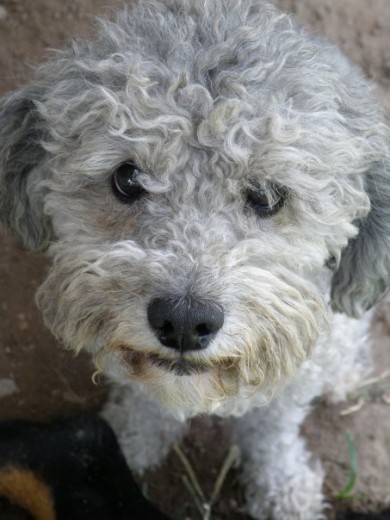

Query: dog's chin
<box><xmin>97</xmin><ymin>346</ymin><xmax>248</xmax><ymax>416</ymax></box>
<box><xmin>120</xmin><ymin>352</ymin><xmax>242</xmax><ymax>417</ymax></box>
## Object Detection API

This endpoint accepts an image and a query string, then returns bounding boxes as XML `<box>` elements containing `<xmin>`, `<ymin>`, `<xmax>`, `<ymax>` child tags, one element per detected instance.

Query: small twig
<box><xmin>382</xmin><ymin>394</ymin><xmax>390</xmax><ymax>404</ymax></box>
<box><xmin>210</xmin><ymin>445</ymin><xmax>240</xmax><ymax>506</ymax></box>
<box><xmin>173</xmin><ymin>444</ymin><xmax>206</xmax><ymax>503</ymax></box>
<box><xmin>340</xmin><ymin>369</ymin><xmax>390</xmax><ymax>415</ymax></box>
<box><xmin>356</xmin><ymin>369</ymin><xmax>390</xmax><ymax>390</ymax></box>
<box><xmin>181</xmin><ymin>474</ymin><xmax>206</xmax><ymax>518</ymax></box>
<box><xmin>174</xmin><ymin>443</ymin><xmax>240</xmax><ymax>520</ymax></box>
<box><xmin>340</xmin><ymin>397</ymin><xmax>364</xmax><ymax>416</ymax></box>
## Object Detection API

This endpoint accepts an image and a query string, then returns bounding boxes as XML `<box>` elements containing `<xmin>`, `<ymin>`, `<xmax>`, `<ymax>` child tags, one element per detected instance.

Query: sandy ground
<box><xmin>0</xmin><ymin>1</ymin><xmax>389</xmax><ymax>519</ymax></box>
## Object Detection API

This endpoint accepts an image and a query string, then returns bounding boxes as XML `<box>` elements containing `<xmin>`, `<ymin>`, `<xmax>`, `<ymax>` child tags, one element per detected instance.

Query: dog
<box><xmin>0</xmin><ymin>1</ymin><xmax>389</xmax><ymax>518</ymax></box>
<box><xmin>0</xmin><ymin>415</ymin><xmax>170</xmax><ymax>520</ymax></box>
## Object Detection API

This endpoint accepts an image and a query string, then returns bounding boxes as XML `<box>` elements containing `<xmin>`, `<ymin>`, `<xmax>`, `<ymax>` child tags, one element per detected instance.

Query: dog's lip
<box><xmin>118</xmin><ymin>346</ymin><xmax>236</xmax><ymax>376</ymax></box>
<box><xmin>148</xmin><ymin>354</ymin><xmax>209</xmax><ymax>376</ymax></box>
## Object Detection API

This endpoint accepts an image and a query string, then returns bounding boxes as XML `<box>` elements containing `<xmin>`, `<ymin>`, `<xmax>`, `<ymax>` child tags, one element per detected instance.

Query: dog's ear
<box><xmin>331</xmin><ymin>157</ymin><xmax>390</xmax><ymax>317</ymax></box>
<box><xmin>0</xmin><ymin>86</ymin><xmax>52</xmax><ymax>251</ymax></box>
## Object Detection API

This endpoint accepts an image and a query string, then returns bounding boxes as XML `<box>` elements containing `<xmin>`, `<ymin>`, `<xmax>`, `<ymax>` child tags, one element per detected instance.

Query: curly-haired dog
<box><xmin>1</xmin><ymin>1</ymin><xmax>389</xmax><ymax>518</ymax></box>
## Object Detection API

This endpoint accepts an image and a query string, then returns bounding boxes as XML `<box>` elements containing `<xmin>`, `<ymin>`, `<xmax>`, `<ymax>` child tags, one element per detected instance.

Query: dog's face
<box><xmin>1</xmin><ymin>1</ymin><xmax>389</xmax><ymax>417</ymax></box>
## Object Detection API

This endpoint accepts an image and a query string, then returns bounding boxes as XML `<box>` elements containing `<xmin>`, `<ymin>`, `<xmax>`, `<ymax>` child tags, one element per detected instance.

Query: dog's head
<box><xmin>1</xmin><ymin>0</ymin><xmax>389</xmax><ymax>416</ymax></box>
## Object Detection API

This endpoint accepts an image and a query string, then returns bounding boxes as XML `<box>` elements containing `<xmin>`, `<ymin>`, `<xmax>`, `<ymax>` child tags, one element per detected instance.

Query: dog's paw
<box><xmin>245</xmin><ymin>460</ymin><xmax>325</xmax><ymax>520</ymax></box>
<box><xmin>101</xmin><ymin>385</ymin><xmax>187</xmax><ymax>475</ymax></box>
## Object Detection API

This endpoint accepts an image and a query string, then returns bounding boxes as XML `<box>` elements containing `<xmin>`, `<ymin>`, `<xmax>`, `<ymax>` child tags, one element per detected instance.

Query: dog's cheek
<box><xmin>45</xmin><ymin>186</ymin><xmax>143</xmax><ymax>245</ymax></box>
<box><xmin>35</xmin><ymin>256</ymin><xmax>115</xmax><ymax>352</ymax></box>
<box><xmin>221</xmin><ymin>264</ymin><xmax>329</xmax><ymax>378</ymax></box>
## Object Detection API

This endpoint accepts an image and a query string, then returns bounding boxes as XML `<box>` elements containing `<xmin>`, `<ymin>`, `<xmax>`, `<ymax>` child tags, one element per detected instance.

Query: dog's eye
<box><xmin>111</xmin><ymin>162</ymin><xmax>146</xmax><ymax>203</ymax></box>
<box><xmin>246</xmin><ymin>182</ymin><xmax>286</xmax><ymax>217</ymax></box>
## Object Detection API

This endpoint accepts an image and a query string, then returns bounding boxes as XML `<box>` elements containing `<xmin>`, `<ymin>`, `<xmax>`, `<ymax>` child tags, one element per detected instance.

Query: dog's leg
<box><xmin>101</xmin><ymin>384</ymin><xmax>187</xmax><ymax>475</ymax></box>
<box><xmin>321</xmin><ymin>312</ymin><xmax>373</xmax><ymax>404</ymax></box>
<box><xmin>230</xmin><ymin>396</ymin><xmax>325</xmax><ymax>520</ymax></box>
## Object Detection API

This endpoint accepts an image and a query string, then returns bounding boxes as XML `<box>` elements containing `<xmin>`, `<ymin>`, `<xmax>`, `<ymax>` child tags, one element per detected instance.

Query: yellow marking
<box><xmin>0</xmin><ymin>467</ymin><xmax>55</xmax><ymax>520</ymax></box>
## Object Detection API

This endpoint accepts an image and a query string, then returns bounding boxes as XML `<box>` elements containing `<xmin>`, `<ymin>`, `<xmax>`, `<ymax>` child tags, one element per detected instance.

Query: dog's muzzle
<box><xmin>147</xmin><ymin>296</ymin><xmax>224</xmax><ymax>353</ymax></box>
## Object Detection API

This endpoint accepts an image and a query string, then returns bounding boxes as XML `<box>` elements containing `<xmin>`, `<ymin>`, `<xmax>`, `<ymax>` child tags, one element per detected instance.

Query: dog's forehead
<box><xmin>56</xmin><ymin>3</ymin><xmax>363</xmax><ymax>187</ymax></box>
<box><xmin>40</xmin><ymin>0</ymin><xmax>375</xmax><ymax>230</ymax></box>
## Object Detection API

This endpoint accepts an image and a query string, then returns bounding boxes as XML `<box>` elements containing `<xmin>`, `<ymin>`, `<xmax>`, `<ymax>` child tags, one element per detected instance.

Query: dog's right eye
<box><xmin>246</xmin><ymin>182</ymin><xmax>287</xmax><ymax>218</ymax></box>
<box><xmin>111</xmin><ymin>162</ymin><xmax>147</xmax><ymax>203</ymax></box>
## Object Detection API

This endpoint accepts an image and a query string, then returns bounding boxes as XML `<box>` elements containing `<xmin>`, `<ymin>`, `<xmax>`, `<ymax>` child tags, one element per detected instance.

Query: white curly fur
<box><xmin>1</xmin><ymin>1</ymin><xmax>389</xmax><ymax>518</ymax></box>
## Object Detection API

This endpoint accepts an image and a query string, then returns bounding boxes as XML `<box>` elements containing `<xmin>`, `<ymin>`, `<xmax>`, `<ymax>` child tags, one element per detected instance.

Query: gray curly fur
<box><xmin>331</xmin><ymin>160</ymin><xmax>390</xmax><ymax>316</ymax></box>
<box><xmin>1</xmin><ymin>0</ymin><xmax>389</xmax><ymax>314</ymax></box>
<box><xmin>1</xmin><ymin>1</ymin><xmax>389</xmax><ymax>518</ymax></box>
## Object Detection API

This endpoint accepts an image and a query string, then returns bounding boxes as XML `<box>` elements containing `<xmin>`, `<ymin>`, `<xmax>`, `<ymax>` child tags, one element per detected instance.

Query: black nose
<box><xmin>147</xmin><ymin>297</ymin><xmax>224</xmax><ymax>352</ymax></box>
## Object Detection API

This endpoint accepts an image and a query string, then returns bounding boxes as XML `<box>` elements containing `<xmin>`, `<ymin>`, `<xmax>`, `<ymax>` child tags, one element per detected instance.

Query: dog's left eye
<box><xmin>111</xmin><ymin>162</ymin><xmax>147</xmax><ymax>203</ymax></box>
<box><xmin>246</xmin><ymin>182</ymin><xmax>287</xmax><ymax>217</ymax></box>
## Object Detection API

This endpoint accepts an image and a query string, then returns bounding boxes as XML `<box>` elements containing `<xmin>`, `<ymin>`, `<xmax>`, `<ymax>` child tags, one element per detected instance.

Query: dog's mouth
<box><xmin>119</xmin><ymin>347</ymin><xmax>237</xmax><ymax>377</ymax></box>
<box><xmin>148</xmin><ymin>354</ymin><xmax>209</xmax><ymax>376</ymax></box>
<box><xmin>119</xmin><ymin>348</ymin><xmax>211</xmax><ymax>376</ymax></box>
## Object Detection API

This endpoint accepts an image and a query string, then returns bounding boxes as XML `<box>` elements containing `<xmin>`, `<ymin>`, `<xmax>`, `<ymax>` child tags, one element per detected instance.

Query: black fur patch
<box><xmin>0</xmin><ymin>415</ymin><xmax>170</xmax><ymax>520</ymax></box>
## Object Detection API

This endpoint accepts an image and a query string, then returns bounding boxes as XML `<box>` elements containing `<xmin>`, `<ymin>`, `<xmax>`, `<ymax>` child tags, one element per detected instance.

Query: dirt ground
<box><xmin>0</xmin><ymin>1</ymin><xmax>389</xmax><ymax>519</ymax></box>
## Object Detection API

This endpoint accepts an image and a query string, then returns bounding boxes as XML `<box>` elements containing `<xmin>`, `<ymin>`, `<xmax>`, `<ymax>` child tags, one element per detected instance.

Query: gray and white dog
<box><xmin>1</xmin><ymin>1</ymin><xmax>389</xmax><ymax>518</ymax></box>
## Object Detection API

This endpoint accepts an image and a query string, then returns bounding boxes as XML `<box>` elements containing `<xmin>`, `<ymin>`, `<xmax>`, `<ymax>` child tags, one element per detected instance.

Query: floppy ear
<box><xmin>0</xmin><ymin>86</ymin><xmax>52</xmax><ymax>251</ymax></box>
<box><xmin>331</xmin><ymin>157</ymin><xmax>390</xmax><ymax>317</ymax></box>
